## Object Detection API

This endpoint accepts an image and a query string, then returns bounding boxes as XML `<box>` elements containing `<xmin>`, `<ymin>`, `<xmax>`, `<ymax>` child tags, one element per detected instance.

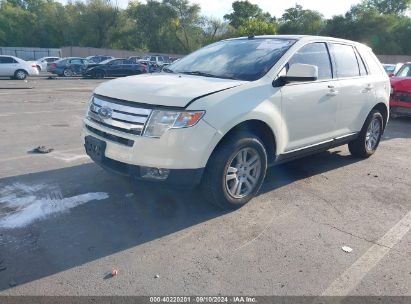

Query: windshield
<box><xmin>396</xmin><ymin>64</ymin><xmax>411</xmax><ymax>77</ymax></box>
<box><xmin>166</xmin><ymin>38</ymin><xmax>295</xmax><ymax>81</ymax></box>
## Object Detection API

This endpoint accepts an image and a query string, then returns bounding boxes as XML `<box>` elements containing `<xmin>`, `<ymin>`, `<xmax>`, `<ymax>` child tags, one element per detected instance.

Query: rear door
<box><xmin>0</xmin><ymin>57</ymin><xmax>18</xmax><ymax>76</ymax></box>
<box><xmin>329</xmin><ymin>43</ymin><xmax>375</xmax><ymax>136</ymax></box>
<box><xmin>281</xmin><ymin>42</ymin><xmax>339</xmax><ymax>152</ymax></box>
<box><xmin>109</xmin><ymin>59</ymin><xmax>123</xmax><ymax>76</ymax></box>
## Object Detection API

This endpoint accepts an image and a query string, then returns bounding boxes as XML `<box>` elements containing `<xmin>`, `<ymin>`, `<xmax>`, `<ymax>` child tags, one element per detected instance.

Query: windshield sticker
<box><xmin>257</xmin><ymin>39</ymin><xmax>289</xmax><ymax>50</ymax></box>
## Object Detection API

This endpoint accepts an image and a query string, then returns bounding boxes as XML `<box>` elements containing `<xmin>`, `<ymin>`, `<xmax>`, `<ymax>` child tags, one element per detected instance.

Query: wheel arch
<box><xmin>372</xmin><ymin>102</ymin><xmax>388</xmax><ymax>128</ymax></box>
<box><xmin>14</xmin><ymin>69</ymin><xmax>28</xmax><ymax>78</ymax></box>
<box><xmin>209</xmin><ymin>119</ymin><xmax>277</xmax><ymax>165</ymax></box>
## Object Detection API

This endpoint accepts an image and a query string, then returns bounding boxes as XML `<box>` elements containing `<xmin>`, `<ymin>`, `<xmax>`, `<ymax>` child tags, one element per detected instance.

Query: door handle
<box><xmin>327</xmin><ymin>85</ymin><xmax>339</xmax><ymax>96</ymax></box>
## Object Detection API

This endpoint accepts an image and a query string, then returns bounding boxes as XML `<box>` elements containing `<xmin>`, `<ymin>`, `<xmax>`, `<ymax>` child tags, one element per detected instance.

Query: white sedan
<box><xmin>29</xmin><ymin>56</ymin><xmax>60</xmax><ymax>72</ymax></box>
<box><xmin>0</xmin><ymin>55</ymin><xmax>39</xmax><ymax>80</ymax></box>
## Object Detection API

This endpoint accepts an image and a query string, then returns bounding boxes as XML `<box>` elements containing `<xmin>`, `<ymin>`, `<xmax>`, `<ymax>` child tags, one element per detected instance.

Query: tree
<box><xmin>224</xmin><ymin>0</ymin><xmax>274</xmax><ymax>29</ymax></box>
<box><xmin>238</xmin><ymin>18</ymin><xmax>276</xmax><ymax>36</ymax></box>
<box><xmin>164</xmin><ymin>0</ymin><xmax>203</xmax><ymax>52</ymax></box>
<box><xmin>278</xmin><ymin>4</ymin><xmax>325</xmax><ymax>35</ymax></box>
<box><xmin>322</xmin><ymin>2</ymin><xmax>409</xmax><ymax>55</ymax></box>
<box><xmin>366</xmin><ymin>0</ymin><xmax>411</xmax><ymax>15</ymax></box>
<box><xmin>126</xmin><ymin>0</ymin><xmax>177</xmax><ymax>52</ymax></box>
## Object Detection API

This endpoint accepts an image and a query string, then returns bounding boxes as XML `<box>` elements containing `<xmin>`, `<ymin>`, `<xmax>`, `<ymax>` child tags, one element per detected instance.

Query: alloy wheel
<box><xmin>225</xmin><ymin>147</ymin><xmax>262</xmax><ymax>199</ymax></box>
<box><xmin>365</xmin><ymin>117</ymin><xmax>381</xmax><ymax>151</ymax></box>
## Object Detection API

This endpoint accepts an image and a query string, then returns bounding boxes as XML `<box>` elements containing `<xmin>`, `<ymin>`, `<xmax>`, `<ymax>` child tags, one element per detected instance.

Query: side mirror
<box><xmin>279</xmin><ymin>63</ymin><xmax>318</xmax><ymax>83</ymax></box>
<box><xmin>388</xmin><ymin>73</ymin><xmax>394</xmax><ymax>77</ymax></box>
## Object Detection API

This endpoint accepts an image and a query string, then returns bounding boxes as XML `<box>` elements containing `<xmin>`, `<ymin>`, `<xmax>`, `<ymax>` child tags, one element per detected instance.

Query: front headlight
<box><xmin>143</xmin><ymin>110</ymin><xmax>205</xmax><ymax>138</ymax></box>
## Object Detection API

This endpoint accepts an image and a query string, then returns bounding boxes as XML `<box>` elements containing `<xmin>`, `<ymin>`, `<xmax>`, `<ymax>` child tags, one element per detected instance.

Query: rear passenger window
<box><xmin>0</xmin><ymin>57</ymin><xmax>14</xmax><ymax>64</ymax></box>
<box><xmin>330</xmin><ymin>44</ymin><xmax>360</xmax><ymax>78</ymax></box>
<box><xmin>288</xmin><ymin>43</ymin><xmax>332</xmax><ymax>80</ymax></box>
<box><xmin>357</xmin><ymin>47</ymin><xmax>384</xmax><ymax>76</ymax></box>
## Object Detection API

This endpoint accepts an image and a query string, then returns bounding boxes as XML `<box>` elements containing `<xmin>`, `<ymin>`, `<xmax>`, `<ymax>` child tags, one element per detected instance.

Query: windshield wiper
<box><xmin>180</xmin><ymin>71</ymin><xmax>239</xmax><ymax>80</ymax></box>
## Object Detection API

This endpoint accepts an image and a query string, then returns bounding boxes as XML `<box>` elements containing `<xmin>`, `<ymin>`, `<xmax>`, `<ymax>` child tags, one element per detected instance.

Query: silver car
<box><xmin>0</xmin><ymin>55</ymin><xmax>39</xmax><ymax>80</ymax></box>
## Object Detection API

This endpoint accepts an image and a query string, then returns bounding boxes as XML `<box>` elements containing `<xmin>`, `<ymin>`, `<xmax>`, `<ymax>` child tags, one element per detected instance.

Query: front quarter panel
<box><xmin>188</xmin><ymin>80</ymin><xmax>285</xmax><ymax>157</ymax></box>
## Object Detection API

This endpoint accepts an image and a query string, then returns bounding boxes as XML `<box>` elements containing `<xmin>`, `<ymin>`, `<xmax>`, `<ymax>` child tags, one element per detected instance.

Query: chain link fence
<box><xmin>0</xmin><ymin>47</ymin><xmax>62</xmax><ymax>60</ymax></box>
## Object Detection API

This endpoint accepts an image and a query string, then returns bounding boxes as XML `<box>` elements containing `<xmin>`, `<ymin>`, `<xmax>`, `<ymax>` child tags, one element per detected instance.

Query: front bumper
<box><xmin>86</xmin><ymin>148</ymin><xmax>204</xmax><ymax>186</ymax></box>
<box><xmin>82</xmin><ymin>115</ymin><xmax>222</xmax><ymax>185</ymax></box>
<box><xmin>390</xmin><ymin>98</ymin><xmax>411</xmax><ymax>116</ymax></box>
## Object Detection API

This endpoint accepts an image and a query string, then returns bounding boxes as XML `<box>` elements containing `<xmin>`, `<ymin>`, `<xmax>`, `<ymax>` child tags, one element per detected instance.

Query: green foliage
<box><xmin>366</xmin><ymin>0</ymin><xmax>411</xmax><ymax>14</ymax></box>
<box><xmin>278</xmin><ymin>4</ymin><xmax>325</xmax><ymax>35</ymax></box>
<box><xmin>238</xmin><ymin>18</ymin><xmax>276</xmax><ymax>36</ymax></box>
<box><xmin>224</xmin><ymin>0</ymin><xmax>274</xmax><ymax>29</ymax></box>
<box><xmin>0</xmin><ymin>0</ymin><xmax>410</xmax><ymax>55</ymax></box>
<box><xmin>322</xmin><ymin>0</ymin><xmax>411</xmax><ymax>54</ymax></box>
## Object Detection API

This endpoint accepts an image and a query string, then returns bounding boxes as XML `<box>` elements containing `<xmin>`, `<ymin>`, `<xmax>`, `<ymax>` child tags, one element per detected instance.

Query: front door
<box><xmin>281</xmin><ymin>42</ymin><xmax>339</xmax><ymax>152</ymax></box>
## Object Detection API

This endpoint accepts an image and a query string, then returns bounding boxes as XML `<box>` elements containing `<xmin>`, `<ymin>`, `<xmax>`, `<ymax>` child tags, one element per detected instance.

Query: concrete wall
<box><xmin>376</xmin><ymin>55</ymin><xmax>411</xmax><ymax>64</ymax></box>
<box><xmin>0</xmin><ymin>47</ymin><xmax>62</xmax><ymax>60</ymax></box>
<box><xmin>61</xmin><ymin>46</ymin><xmax>183</xmax><ymax>59</ymax></box>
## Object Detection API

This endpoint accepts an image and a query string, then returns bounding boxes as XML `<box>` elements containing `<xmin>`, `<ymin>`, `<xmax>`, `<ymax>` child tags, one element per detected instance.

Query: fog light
<box><xmin>140</xmin><ymin>167</ymin><xmax>170</xmax><ymax>180</ymax></box>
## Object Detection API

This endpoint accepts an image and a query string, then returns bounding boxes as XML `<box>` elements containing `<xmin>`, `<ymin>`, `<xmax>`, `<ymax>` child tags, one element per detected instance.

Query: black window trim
<box><xmin>329</xmin><ymin>42</ymin><xmax>365</xmax><ymax>79</ymax></box>
<box><xmin>0</xmin><ymin>56</ymin><xmax>16</xmax><ymax>64</ymax></box>
<box><xmin>353</xmin><ymin>46</ymin><xmax>369</xmax><ymax>76</ymax></box>
<box><xmin>279</xmin><ymin>41</ymin><xmax>335</xmax><ymax>85</ymax></box>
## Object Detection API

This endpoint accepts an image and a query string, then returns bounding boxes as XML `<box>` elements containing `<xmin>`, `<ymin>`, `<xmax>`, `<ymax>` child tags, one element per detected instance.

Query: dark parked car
<box><xmin>47</xmin><ymin>57</ymin><xmax>90</xmax><ymax>77</ymax></box>
<box><xmin>82</xmin><ymin>58</ymin><xmax>147</xmax><ymax>79</ymax></box>
<box><xmin>86</xmin><ymin>55</ymin><xmax>114</xmax><ymax>63</ymax></box>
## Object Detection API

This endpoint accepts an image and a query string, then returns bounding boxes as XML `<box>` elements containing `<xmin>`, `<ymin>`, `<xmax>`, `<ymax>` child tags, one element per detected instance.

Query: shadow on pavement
<box><xmin>0</xmin><ymin>147</ymin><xmax>363</xmax><ymax>291</ymax></box>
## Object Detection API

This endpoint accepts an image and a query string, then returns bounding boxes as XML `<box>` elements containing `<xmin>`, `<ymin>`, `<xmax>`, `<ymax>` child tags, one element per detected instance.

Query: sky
<box><xmin>59</xmin><ymin>0</ymin><xmax>363</xmax><ymax>19</ymax></box>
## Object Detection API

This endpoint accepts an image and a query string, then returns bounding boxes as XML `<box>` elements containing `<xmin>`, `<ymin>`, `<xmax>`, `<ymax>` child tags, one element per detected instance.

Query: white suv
<box><xmin>82</xmin><ymin>35</ymin><xmax>390</xmax><ymax>209</ymax></box>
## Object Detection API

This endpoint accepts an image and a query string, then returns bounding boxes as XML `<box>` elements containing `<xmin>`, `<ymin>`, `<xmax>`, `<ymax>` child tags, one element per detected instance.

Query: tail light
<box><xmin>31</xmin><ymin>64</ymin><xmax>37</xmax><ymax>67</ymax></box>
<box><xmin>50</xmin><ymin>63</ymin><xmax>57</xmax><ymax>68</ymax></box>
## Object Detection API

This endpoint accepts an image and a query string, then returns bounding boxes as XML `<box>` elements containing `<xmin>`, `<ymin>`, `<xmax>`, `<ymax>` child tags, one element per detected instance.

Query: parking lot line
<box><xmin>322</xmin><ymin>210</ymin><xmax>411</xmax><ymax>296</ymax></box>
<box><xmin>0</xmin><ymin>147</ymin><xmax>85</xmax><ymax>163</ymax></box>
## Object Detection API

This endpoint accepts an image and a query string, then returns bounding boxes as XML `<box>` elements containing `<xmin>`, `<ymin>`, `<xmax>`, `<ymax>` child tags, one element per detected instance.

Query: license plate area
<box><xmin>85</xmin><ymin>136</ymin><xmax>106</xmax><ymax>162</ymax></box>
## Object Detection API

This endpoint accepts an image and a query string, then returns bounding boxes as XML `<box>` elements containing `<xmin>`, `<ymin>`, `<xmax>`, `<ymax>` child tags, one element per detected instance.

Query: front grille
<box><xmin>87</xmin><ymin>95</ymin><xmax>152</xmax><ymax>135</ymax></box>
<box><xmin>86</xmin><ymin>125</ymin><xmax>134</xmax><ymax>147</ymax></box>
<box><xmin>393</xmin><ymin>91</ymin><xmax>411</xmax><ymax>103</ymax></box>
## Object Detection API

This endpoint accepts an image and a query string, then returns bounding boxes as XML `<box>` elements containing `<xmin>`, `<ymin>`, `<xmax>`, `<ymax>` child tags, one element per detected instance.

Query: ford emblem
<box><xmin>98</xmin><ymin>107</ymin><xmax>113</xmax><ymax>120</ymax></box>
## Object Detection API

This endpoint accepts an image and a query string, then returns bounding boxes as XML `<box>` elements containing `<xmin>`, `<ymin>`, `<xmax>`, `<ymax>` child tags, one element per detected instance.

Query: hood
<box><xmin>94</xmin><ymin>73</ymin><xmax>247</xmax><ymax>107</ymax></box>
<box><xmin>390</xmin><ymin>77</ymin><xmax>411</xmax><ymax>93</ymax></box>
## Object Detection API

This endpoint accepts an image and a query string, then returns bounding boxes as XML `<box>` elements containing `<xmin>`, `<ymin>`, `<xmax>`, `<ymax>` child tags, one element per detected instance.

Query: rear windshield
<box><xmin>167</xmin><ymin>38</ymin><xmax>295</xmax><ymax>81</ymax></box>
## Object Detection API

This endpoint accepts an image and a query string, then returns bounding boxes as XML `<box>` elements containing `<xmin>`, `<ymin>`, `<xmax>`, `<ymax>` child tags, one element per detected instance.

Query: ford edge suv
<box><xmin>82</xmin><ymin>35</ymin><xmax>390</xmax><ymax>209</ymax></box>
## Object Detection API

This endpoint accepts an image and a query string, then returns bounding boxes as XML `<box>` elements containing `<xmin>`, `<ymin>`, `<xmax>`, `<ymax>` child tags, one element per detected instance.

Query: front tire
<box><xmin>94</xmin><ymin>70</ymin><xmax>105</xmax><ymax>79</ymax></box>
<box><xmin>348</xmin><ymin>110</ymin><xmax>384</xmax><ymax>158</ymax></box>
<box><xmin>202</xmin><ymin>132</ymin><xmax>267</xmax><ymax>209</ymax></box>
<box><xmin>14</xmin><ymin>69</ymin><xmax>27</xmax><ymax>80</ymax></box>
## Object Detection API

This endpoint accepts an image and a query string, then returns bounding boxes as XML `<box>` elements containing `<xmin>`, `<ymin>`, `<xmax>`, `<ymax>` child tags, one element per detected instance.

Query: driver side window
<box><xmin>288</xmin><ymin>43</ymin><xmax>333</xmax><ymax>80</ymax></box>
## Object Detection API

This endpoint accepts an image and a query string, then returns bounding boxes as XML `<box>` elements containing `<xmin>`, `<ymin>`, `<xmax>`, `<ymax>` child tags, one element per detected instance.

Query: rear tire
<box><xmin>348</xmin><ymin>110</ymin><xmax>384</xmax><ymax>158</ymax></box>
<box><xmin>14</xmin><ymin>69</ymin><xmax>27</xmax><ymax>80</ymax></box>
<box><xmin>63</xmin><ymin>69</ymin><xmax>72</xmax><ymax>77</ymax></box>
<box><xmin>202</xmin><ymin>131</ymin><xmax>267</xmax><ymax>210</ymax></box>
